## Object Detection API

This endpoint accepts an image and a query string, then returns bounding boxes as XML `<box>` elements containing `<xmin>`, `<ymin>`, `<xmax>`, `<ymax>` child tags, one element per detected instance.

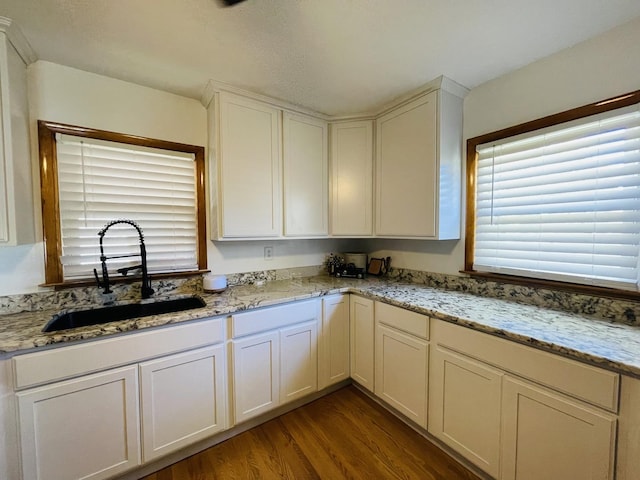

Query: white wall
<box><xmin>367</xmin><ymin>16</ymin><xmax>640</xmax><ymax>275</ymax></box>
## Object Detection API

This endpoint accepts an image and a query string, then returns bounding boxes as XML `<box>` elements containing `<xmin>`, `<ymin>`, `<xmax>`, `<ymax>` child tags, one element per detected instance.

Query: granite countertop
<box><xmin>1</xmin><ymin>276</ymin><xmax>639</xmax><ymax>378</ymax></box>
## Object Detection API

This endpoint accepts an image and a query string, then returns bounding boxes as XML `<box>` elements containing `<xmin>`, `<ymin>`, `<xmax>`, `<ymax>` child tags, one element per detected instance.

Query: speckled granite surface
<box><xmin>1</xmin><ymin>275</ymin><xmax>640</xmax><ymax>379</ymax></box>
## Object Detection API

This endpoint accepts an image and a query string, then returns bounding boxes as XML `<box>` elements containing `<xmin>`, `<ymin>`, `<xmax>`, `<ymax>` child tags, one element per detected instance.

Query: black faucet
<box><xmin>93</xmin><ymin>219</ymin><xmax>154</xmax><ymax>299</ymax></box>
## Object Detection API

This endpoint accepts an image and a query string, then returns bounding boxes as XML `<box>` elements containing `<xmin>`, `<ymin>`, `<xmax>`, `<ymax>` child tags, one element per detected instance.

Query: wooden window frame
<box><xmin>464</xmin><ymin>89</ymin><xmax>640</xmax><ymax>300</ymax></box>
<box><xmin>38</xmin><ymin>120</ymin><xmax>208</xmax><ymax>287</ymax></box>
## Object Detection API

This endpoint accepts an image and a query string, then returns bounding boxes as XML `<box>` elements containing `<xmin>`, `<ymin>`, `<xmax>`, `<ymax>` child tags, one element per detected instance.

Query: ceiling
<box><xmin>3</xmin><ymin>0</ymin><xmax>640</xmax><ymax>116</ymax></box>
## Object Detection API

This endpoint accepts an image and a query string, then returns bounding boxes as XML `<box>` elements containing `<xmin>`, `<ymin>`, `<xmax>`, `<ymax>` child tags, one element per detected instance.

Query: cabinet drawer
<box><xmin>13</xmin><ymin>317</ymin><xmax>225</xmax><ymax>390</ymax></box>
<box><xmin>231</xmin><ymin>299</ymin><xmax>320</xmax><ymax>338</ymax></box>
<box><xmin>431</xmin><ymin>320</ymin><xmax>619</xmax><ymax>412</ymax></box>
<box><xmin>375</xmin><ymin>301</ymin><xmax>429</xmax><ymax>339</ymax></box>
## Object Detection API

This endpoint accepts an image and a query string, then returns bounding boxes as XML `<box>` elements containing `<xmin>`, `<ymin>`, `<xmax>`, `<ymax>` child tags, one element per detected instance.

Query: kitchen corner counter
<box><xmin>1</xmin><ymin>276</ymin><xmax>640</xmax><ymax>378</ymax></box>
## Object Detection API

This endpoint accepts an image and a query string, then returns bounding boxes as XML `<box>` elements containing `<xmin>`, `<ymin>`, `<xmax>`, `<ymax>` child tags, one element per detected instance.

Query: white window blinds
<box><xmin>56</xmin><ymin>134</ymin><xmax>198</xmax><ymax>279</ymax></box>
<box><xmin>474</xmin><ymin>104</ymin><xmax>640</xmax><ymax>291</ymax></box>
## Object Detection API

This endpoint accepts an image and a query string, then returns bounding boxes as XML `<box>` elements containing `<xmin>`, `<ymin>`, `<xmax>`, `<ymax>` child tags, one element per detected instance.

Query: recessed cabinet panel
<box><xmin>280</xmin><ymin>320</ymin><xmax>318</xmax><ymax>403</ymax></box>
<box><xmin>17</xmin><ymin>367</ymin><xmax>140</xmax><ymax>480</ymax></box>
<box><xmin>350</xmin><ymin>296</ymin><xmax>375</xmax><ymax>392</ymax></box>
<box><xmin>139</xmin><ymin>345</ymin><xmax>227</xmax><ymax>462</ymax></box>
<box><xmin>217</xmin><ymin>92</ymin><xmax>281</xmax><ymax>238</ymax></box>
<box><xmin>376</xmin><ymin>92</ymin><xmax>437</xmax><ymax>237</ymax></box>
<box><xmin>232</xmin><ymin>331</ymin><xmax>280</xmax><ymax>423</ymax></box>
<box><xmin>501</xmin><ymin>376</ymin><xmax>616</xmax><ymax>480</ymax></box>
<box><xmin>320</xmin><ymin>294</ymin><xmax>350</xmax><ymax>389</ymax></box>
<box><xmin>283</xmin><ymin>112</ymin><xmax>328</xmax><ymax>237</ymax></box>
<box><xmin>428</xmin><ymin>346</ymin><xmax>502</xmax><ymax>477</ymax></box>
<box><xmin>0</xmin><ymin>28</ymin><xmax>35</xmax><ymax>246</ymax></box>
<box><xmin>375</xmin><ymin>323</ymin><xmax>428</xmax><ymax>428</ymax></box>
<box><xmin>330</xmin><ymin>121</ymin><xmax>373</xmax><ymax>236</ymax></box>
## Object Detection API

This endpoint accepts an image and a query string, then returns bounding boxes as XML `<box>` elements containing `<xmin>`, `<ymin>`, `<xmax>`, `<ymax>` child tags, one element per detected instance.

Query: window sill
<box><xmin>460</xmin><ymin>270</ymin><xmax>640</xmax><ymax>302</ymax></box>
<box><xmin>40</xmin><ymin>270</ymin><xmax>210</xmax><ymax>290</ymax></box>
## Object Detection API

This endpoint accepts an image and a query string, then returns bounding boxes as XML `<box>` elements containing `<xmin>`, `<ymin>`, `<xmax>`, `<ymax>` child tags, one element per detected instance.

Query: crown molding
<box><xmin>201</xmin><ymin>75</ymin><xmax>469</xmax><ymax>122</ymax></box>
<box><xmin>0</xmin><ymin>17</ymin><xmax>37</xmax><ymax>65</ymax></box>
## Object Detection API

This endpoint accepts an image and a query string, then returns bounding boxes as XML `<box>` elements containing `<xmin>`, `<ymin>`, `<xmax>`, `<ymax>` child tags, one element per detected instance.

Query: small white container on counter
<box><xmin>204</xmin><ymin>274</ymin><xmax>227</xmax><ymax>293</ymax></box>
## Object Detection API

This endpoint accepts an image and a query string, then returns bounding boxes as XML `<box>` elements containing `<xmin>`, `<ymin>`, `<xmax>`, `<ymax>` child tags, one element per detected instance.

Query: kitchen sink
<box><xmin>43</xmin><ymin>296</ymin><xmax>207</xmax><ymax>333</ymax></box>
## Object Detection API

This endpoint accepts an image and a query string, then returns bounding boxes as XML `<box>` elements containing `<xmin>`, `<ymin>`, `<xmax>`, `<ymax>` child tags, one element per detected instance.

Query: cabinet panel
<box><xmin>376</xmin><ymin>92</ymin><xmax>437</xmax><ymax>237</ymax></box>
<box><xmin>139</xmin><ymin>345</ymin><xmax>227</xmax><ymax>462</ymax></box>
<box><xmin>280</xmin><ymin>320</ymin><xmax>318</xmax><ymax>404</ymax></box>
<box><xmin>232</xmin><ymin>331</ymin><xmax>280</xmax><ymax>423</ymax></box>
<box><xmin>501</xmin><ymin>376</ymin><xmax>616</xmax><ymax>480</ymax></box>
<box><xmin>320</xmin><ymin>294</ymin><xmax>350</xmax><ymax>389</ymax></box>
<box><xmin>217</xmin><ymin>92</ymin><xmax>281</xmax><ymax>238</ymax></box>
<box><xmin>17</xmin><ymin>366</ymin><xmax>140</xmax><ymax>480</ymax></box>
<box><xmin>428</xmin><ymin>346</ymin><xmax>502</xmax><ymax>478</ymax></box>
<box><xmin>283</xmin><ymin>112</ymin><xmax>328</xmax><ymax>237</ymax></box>
<box><xmin>350</xmin><ymin>296</ymin><xmax>375</xmax><ymax>392</ymax></box>
<box><xmin>375</xmin><ymin>324</ymin><xmax>428</xmax><ymax>428</ymax></box>
<box><xmin>0</xmin><ymin>27</ymin><xmax>34</xmax><ymax>246</ymax></box>
<box><xmin>330</xmin><ymin>121</ymin><xmax>373</xmax><ymax>236</ymax></box>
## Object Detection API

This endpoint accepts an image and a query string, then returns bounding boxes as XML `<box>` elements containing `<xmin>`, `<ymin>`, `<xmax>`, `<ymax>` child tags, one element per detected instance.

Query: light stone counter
<box><xmin>1</xmin><ymin>276</ymin><xmax>639</xmax><ymax>378</ymax></box>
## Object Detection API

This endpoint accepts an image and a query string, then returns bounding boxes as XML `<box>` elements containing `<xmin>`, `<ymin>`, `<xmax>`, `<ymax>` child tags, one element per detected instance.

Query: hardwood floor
<box><xmin>142</xmin><ymin>386</ymin><xmax>481</xmax><ymax>480</ymax></box>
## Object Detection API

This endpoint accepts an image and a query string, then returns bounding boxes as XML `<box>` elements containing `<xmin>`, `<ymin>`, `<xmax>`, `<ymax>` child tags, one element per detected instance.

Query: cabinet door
<box><xmin>428</xmin><ymin>346</ymin><xmax>502</xmax><ymax>478</ymax></box>
<box><xmin>375</xmin><ymin>324</ymin><xmax>429</xmax><ymax>428</ymax></box>
<box><xmin>280</xmin><ymin>320</ymin><xmax>318</xmax><ymax>404</ymax></box>
<box><xmin>217</xmin><ymin>92</ymin><xmax>281</xmax><ymax>238</ymax></box>
<box><xmin>17</xmin><ymin>366</ymin><xmax>140</xmax><ymax>480</ymax></box>
<box><xmin>232</xmin><ymin>331</ymin><xmax>280</xmax><ymax>423</ymax></box>
<box><xmin>319</xmin><ymin>294</ymin><xmax>350</xmax><ymax>389</ymax></box>
<box><xmin>330</xmin><ymin>120</ymin><xmax>373</xmax><ymax>236</ymax></box>
<box><xmin>283</xmin><ymin>112</ymin><xmax>328</xmax><ymax>237</ymax></box>
<box><xmin>375</xmin><ymin>91</ymin><xmax>437</xmax><ymax>237</ymax></box>
<box><xmin>350</xmin><ymin>296</ymin><xmax>374</xmax><ymax>392</ymax></box>
<box><xmin>139</xmin><ymin>345</ymin><xmax>227</xmax><ymax>462</ymax></box>
<box><xmin>501</xmin><ymin>376</ymin><xmax>616</xmax><ymax>480</ymax></box>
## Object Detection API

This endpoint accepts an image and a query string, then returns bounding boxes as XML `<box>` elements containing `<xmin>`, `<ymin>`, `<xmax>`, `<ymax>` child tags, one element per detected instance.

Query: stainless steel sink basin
<box><xmin>43</xmin><ymin>296</ymin><xmax>207</xmax><ymax>333</ymax></box>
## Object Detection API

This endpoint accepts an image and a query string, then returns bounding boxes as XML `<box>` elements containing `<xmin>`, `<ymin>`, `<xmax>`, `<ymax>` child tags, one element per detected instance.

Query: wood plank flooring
<box><xmin>142</xmin><ymin>385</ymin><xmax>481</xmax><ymax>480</ymax></box>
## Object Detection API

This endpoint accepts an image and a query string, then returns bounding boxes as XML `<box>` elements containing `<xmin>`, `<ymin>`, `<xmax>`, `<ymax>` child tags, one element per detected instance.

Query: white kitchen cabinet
<box><xmin>375</xmin><ymin>79</ymin><xmax>465</xmax><ymax>239</ymax></box>
<box><xmin>374</xmin><ymin>302</ymin><xmax>429</xmax><ymax>428</ymax></box>
<box><xmin>283</xmin><ymin>111</ymin><xmax>328</xmax><ymax>237</ymax></box>
<box><xmin>280</xmin><ymin>320</ymin><xmax>318</xmax><ymax>403</ymax></box>
<box><xmin>232</xmin><ymin>330</ymin><xmax>280</xmax><ymax>424</ymax></box>
<box><xmin>501</xmin><ymin>376</ymin><xmax>616</xmax><ymax>480</ymax></box>
<box><xmin>330</xmin><ymin>120</ymin><xmax>373</xmax><ymax>236</ymax></box>
<box><xmin>428</xmin><ymin>345</ymin><xmax>502</xmax><ymax>478</ymax></box>
<box><xmin>617</xmin><ymin>375</ymin><xmax>640</xmax><ymax>480</ymax></box>
<box><xmin>350</xmin><ymin>295</ymin><xmax>375</xmax><ymax>392</ymax></box>
<box><xmin>139</xmin><ymin>344</ymin><xmax>227</xmax><ymax>462</ymax></box>
<box><xmin>213</xmin><ymin>91</ymin><xmax>281</xmax><ymax>239</ymax></box>
<box><xmin>0</xmin><ymin>19</ymin><xmax>35</xmax><ymax>246</ymax></box>
<box><xmin>319</xmin><ymin>294</ymin><xmax>350</xmax><ymax>389</ymax></box>
<box><xmin>17</xmin><ymin>366</ymin><xmax>140</xmax><ymax>480</ymax></box>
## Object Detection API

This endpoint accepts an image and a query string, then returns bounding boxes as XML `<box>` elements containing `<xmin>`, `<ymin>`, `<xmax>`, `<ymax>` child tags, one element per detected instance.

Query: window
<box><xmin>466</xmin><ymin>90</ymin><xmax>640</xmax><ymax>295</ymax></box>
<box><xmin>39</xmin><ymin>121</ymin><xmax>207</xmax><ymax>285</ymax></box>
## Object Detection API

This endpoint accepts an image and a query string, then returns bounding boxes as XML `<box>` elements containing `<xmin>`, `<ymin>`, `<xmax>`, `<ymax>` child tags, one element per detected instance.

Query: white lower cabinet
<box><xmin>232</xmin><ymin>330</ymin><xmax>280</xmax><ymax>423</ymax></box>
<box><xmin>231</xmin><ymin>300</ymin><xmax>321</xmax><ymax>424</ymax></box>
<box><xmin>319</xmin><ymin>294</ymin><xmax>350</xmax><ymax>389</ymax></box>
<box><xmin>280</xmin><ymin>321</ymin><xmax>318</xmax><ymax>403</ymax></box>
<box><xmin>374</xmin><ymin>302</ymin><xmax>430</xmax><ymax>428</ymax></box>
<box><xmin>17</xmin><ymin>366</ymin><xmax>140</xmax><ymax>480</ymax></box>
<box><xmin>501</xmin><ymin>376</ymin><xmax>616</xmax><ymax>480</ymax></box>
<box><xmin>139</xmin><ymin>345</ymin><xmax>227</xmax><ymax>462</ymax></box>
<box><xmin>350</xmin><ymin>295</ymin><xmax>375</xmax><ymax>391</ymax></box>
<box><xmin>428</xmin><ymin>346</ymin><xmax>502</xmax><ymax>478</ymax></box>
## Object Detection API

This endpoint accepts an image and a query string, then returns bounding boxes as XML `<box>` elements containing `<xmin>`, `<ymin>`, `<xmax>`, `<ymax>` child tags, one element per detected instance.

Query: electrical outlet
<box><xmin>264</xmin><ymin>246</ymin><xmax>274</xmax><ymax>260</ymax></box>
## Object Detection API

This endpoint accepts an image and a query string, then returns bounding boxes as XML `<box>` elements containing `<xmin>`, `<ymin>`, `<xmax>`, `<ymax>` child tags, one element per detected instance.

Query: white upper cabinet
<box><xmin>330</xmin><ymin>120</ymin><xmax>373</xmax><ymax>236</ymax></box>
<box><xmin>375</xmin><ymin>79</ymin><xmax>465</xmax><ymax>239</ymax></box>
<box><xmin>213</xmin><ymin>91</ymin><xmax>282</xmax><ymax>239</ymax></box>
<box><xmin>283</xmin><ymin>112</ymin><xmax>328</xmax><ymax>237</ymax></box>
<box><xmin>0</xmin><ymin>18</ymin><xmax>35</xmax><ymax>246</ymax></box>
